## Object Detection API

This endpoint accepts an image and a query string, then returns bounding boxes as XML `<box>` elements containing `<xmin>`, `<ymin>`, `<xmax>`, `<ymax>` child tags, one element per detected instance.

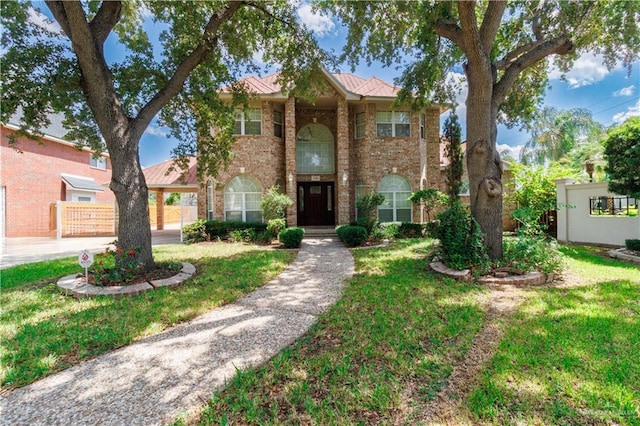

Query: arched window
<box><xmin>377</xmin><ymin>175</ymin><xmax>412</xmax><ymax>222</ymax></box>
<box><xmin>296</xmin><ymin>124</ymin><xmax>335</xmax><ymax>174</ymax></box>
<box><xmin>224</xmin><ymin>176</ymin><xmax>262</xmax><ymax>222</ymax></box>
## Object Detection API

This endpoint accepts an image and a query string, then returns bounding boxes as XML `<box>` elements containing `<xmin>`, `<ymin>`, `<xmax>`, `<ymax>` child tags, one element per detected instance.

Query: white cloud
<box><xmin>612</xmin><ymin>99</ymin><xmax>640</xmax><ymax>124</ymax></box>
<box><xmin>297</xmin><ymin>4</ymin><xmax>335</xmax><ymax>37</ymax></box>
<box><xmin>144</xmin><ymin>125</ymin><xmax>167</xmax><ymax>137</ymax></box>
<box><xmin>497</xmin><ymin>143</ymin><xmax>523</xmax><ymax>161</ymax></box>
<box><xmin>613</xmin><ymin>85</ymin><xmax>635</xmax><ymax>97</ymax></box>
<box><xmin>548</xmin><ymin>53</ymin><xmax>622</xmax><ymax>88</ymax></box>
<box><xmin>28</xmin><ymin>7</ymin><xmax>62</xmax><ymax>34</ymax></box>
<box><xmin>445</xmin><ymin>72</ymin><xmax>468</xmax><ymax>117</ymax></box>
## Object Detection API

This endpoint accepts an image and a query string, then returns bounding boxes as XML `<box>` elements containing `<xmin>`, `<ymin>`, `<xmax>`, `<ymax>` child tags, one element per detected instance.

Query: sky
<box><xmin>24</xmin><ymin>2</ymin><xmax>640</xmax><ymax>168</ymax></box>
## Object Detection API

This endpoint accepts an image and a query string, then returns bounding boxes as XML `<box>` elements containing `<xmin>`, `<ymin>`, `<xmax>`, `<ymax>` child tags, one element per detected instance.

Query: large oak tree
<box><xmin>1</xmin><ymin>1</ymin><xmax>326</xmax><ymax>268</ymax></box>
<box><xmin>324</xmin><ymin>0</ymin><xmax>640</xmax><ymax>259</ymax></box>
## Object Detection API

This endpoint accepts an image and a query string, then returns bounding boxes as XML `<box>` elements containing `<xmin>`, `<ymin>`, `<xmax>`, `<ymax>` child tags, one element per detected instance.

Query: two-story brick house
<box><xmin>198</xmin><ymin>69</ymin><xmax>446</xmax><ymax>227</ymax></box>
<box><xmin>1</xmin><ymin>117</ymin><xmax>114</xmax><ymax>238</ymax></box>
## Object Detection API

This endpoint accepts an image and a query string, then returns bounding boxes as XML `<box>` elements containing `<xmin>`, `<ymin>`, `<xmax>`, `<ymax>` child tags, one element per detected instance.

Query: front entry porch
<box><xmin>297</xmin><ymin>182</ymin><xmax>336</xmax><ymax>226</ymax></box>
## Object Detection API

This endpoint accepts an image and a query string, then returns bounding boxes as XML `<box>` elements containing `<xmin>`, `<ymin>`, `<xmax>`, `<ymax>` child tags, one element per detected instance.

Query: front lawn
<box><xmin>0</xmin><ymin>243</ymin><xmax>296</xmax><ymax>390</ymax></box>
<box><xmin>191</xmin><ymin>241</ymin><xmax>639</xmax><ymax>425</ymax></box>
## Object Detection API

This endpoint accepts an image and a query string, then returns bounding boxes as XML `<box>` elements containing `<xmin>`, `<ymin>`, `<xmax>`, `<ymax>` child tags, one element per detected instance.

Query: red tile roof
<box><xmin>143</xmin><ymin>157</ymin><xmax>198</xmax><ymax>188</ymax></box>
<box><xmin>232</xmin><ymin>71</ymin><xmax>400</xmax><ymax>98</ymax></box>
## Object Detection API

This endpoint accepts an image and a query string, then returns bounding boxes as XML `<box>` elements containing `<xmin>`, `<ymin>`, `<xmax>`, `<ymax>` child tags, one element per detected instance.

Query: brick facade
<box><xmin>197</xmin><ymin>71</ymin><xmax>446</xmax><ymax>227</ymax></box>
<box><xmin>1</xmin><ymin>126</ymin><xmax>114</xmax><ymax>237</ymax></box>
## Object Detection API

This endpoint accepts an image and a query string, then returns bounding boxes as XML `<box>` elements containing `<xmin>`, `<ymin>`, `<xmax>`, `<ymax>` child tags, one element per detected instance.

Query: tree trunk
<box><xmin>465</xmin><ymin>64</ymin><xmax>504</xmax><ymax>260</ymax></box>
<box><xmin>107</xmin><ymin>134</ymin><xmax>155</xmax><ymax>270</ymax></box>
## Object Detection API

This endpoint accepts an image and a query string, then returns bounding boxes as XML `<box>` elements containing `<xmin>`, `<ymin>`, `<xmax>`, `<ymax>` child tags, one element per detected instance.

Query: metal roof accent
<box><xmin>61</xmin><ymin>173</ymin><xmax>106</xmax><ymax>192</ymax></box>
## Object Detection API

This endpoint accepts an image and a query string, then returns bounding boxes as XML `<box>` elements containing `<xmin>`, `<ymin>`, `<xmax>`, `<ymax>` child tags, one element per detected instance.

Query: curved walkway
<box><xmin>0</xmin><ymin>237</ymin><xmax>354</xmax><ymax>426</ymax></box>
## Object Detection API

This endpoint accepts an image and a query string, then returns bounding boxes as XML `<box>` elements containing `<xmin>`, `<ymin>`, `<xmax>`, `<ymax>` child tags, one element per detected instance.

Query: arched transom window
<box><xmin>296</xmin><ymin>124</ymin><xmax>335</xmax><ymax>174</ymax></box>
<box><xmin>224</xmin><ymin>176</ymin><xmax>262</xmax><ymax>222</ymax></box>
<box><xmin>377</xmin><ymin>175</ymin><xmax>412</xmax><ymax>222</ymax></box>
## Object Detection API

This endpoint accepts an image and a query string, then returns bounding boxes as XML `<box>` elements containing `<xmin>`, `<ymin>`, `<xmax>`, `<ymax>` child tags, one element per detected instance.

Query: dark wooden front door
<box><xmin>297</xmin><ymin>182</ymin><xmax>335</xmax><ymax>226</ymax></box>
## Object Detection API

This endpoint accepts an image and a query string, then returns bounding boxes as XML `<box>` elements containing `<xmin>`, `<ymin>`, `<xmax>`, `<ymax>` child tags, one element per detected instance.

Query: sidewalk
<box><xmin>0</xmin><ymin>229</ymin><xmax>182</xmax><ymax>269</ymax></box>
<box><xmin>0</xmin><ymin>237</ymin><xmax>354</xmax><ymax>425</ymax></box>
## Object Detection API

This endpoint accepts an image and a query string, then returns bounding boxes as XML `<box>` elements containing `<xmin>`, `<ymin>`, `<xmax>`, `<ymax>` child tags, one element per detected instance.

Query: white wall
<box><xmin>556</xmin><ymin>180</ymin><xmax>639</xmax><ymax>247</ymax></box>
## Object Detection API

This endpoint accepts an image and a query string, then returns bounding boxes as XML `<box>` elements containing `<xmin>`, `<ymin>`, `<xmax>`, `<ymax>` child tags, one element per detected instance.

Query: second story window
<box><xmin>273</xmin><ymin>110</ymin><xmax>283</xmax><ymax>138</ymax></box>
<box><xmin>234</xmin><ymin>108</ymin><xmax>262</xmax><ymax>135</ymax></box>
<box><xmin>420</xmin><ymin>113</ymin><xmax>425</xmax><ymax>139</ymax></box>
<box><xmin>355</xmin><ymin>112</ymin><xmax>365</xmax><ymax>139</ymax></box>
<box><xmin>89</xmin><ymin>155</ymin><xmax>107</xmax><ymax>170</ymax></box>
<box><xmin>376</xmin><ymin>111</ymin><xmax>410</xmax><ymax>137</ymax></box>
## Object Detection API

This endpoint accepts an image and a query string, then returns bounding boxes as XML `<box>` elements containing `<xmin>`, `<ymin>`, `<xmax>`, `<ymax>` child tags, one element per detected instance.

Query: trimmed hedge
<box><xmin>279</xmin><ymin>227</ymin><xmax>305</xmax><ymax>248</ymax></box>
<box><xmin>626</xmin><ymin>239</ymin><xmax>640</xmax><ymax>252</ymax></box>
<box><xmin>182</xmin><ymin>220</ymin><xmax>268</xmax><ymax>243</ymax></box>
<box><xmin>336</xmin><ymin>225</ymin><xmax>368</xmax><ymax>247</ymax></box>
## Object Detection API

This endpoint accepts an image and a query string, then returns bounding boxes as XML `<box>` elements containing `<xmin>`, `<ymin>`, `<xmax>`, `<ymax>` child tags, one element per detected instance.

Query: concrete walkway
<box><xmin>0</xmin><ymin>237</ymin><xmax>354</xmax><ymax>425</ymax></box>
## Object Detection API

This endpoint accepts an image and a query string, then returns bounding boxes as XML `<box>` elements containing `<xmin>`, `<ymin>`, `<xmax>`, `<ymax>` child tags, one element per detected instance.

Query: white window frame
<box><xmin>377</xmin><ymin>175</ymin><xmax>412</xmax><ymax>223</ymax></box>
<box><xmin>234</xmin><ymin>108</ymin><xmax>262</xmax><ymax>135</ymax></box>
<box><xmin>376</xmin><ymin>110</ymin><xmax>410</xmax><ymax>137</ymax></box>
<box><xmin>206</xmin><ymin>179</ymin><xmax>215</xmax><ymax>220</ymax></box>
<box><xmin>89</xmin><ymin>155</ymin><xmax>107</xmax><ymax>170</ymax></box>
<box><xmin>273</xmin><ymin>110</ymin><xmax>283</xmax><ymax>138</ymax></box>
<box><xmin>224</xmin><ymin>176</ymin><xmax>263</xmax><ymax>222</ymax></box>
<box><xmin>355</xmin><ymin>112</ymin><xmax>365</xmax><ymax>139</ymax></box>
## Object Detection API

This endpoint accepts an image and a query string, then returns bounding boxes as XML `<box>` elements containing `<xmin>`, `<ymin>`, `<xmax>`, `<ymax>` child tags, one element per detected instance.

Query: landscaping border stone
<box><xmin>429</xmin><ymin>261</ymin><xmax>546</xmax><ymax>285</ymax></box>
<box><xmin>608</xmin><ymin>248</ymin><xmax>640</xmax><ymax>264</ymax></box>
<box><xmin>57</xmin><ymin>262</ymin><xmax>195</xmax><ymax>298</ymax></box>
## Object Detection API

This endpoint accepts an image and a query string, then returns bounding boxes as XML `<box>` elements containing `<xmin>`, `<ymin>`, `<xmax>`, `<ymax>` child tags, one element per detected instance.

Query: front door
<box><xmin>297</xmin><ymin>182</ymin><xmax>335</xmax><ymax>226</ymax></box>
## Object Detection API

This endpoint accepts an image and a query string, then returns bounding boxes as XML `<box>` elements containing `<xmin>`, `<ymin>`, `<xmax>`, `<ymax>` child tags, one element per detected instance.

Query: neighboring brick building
<box><xmin>0</xmin><ymin>119</ymin><xmax>113</xmax><ymax>237</ymax></box>
<box><xmin>198</xmin><ymin>69</ymin><xmax>448</xmax><ymax>226</ymax></box>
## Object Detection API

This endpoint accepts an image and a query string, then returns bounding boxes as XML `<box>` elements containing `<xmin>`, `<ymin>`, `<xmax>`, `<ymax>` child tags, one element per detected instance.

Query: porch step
<box><xmin>302</xmin><ymin>226</ymin><xmax>337</xmax><ymax>238</ymax></box>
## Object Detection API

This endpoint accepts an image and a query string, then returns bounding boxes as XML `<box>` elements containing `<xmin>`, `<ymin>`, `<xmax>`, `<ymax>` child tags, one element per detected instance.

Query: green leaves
<box><xmin>604</xmin><ymin>117</ymin><xmax>640</xmax><ymax>198</ymax></box>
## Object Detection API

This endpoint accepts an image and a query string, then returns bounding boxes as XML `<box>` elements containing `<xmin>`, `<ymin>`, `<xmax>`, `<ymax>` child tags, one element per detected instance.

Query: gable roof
<box><xmin>143</xmin><ymin>157</ymin><xmax>198</xmax><ymax>191</ymax></box>
<box><xmin>230</xmin><ymin>69</ymin><xmax>401</xmax><ymax>100</ymax></box>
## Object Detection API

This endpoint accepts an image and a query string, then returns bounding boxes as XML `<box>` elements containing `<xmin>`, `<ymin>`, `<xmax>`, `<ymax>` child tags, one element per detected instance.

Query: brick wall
<box><xmin>198</xmin><ymin>95</ymin><xmax>444</xmax><ymax>226</ymax></box>
<box><xmin>1</xmin><ymin>127</ymin><xmax>114</xmax><ymax>237</ymax></box>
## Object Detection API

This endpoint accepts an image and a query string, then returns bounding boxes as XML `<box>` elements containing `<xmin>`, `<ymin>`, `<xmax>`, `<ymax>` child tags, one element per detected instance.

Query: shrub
<box><xmin>182</xmin><ymin>219</ymin><xmax>209</xmax><ymax>243</ymax></box>
<box><xmin>501</xmin><ymin>236</ymin><xmax>564</xmax><ymax>276</ymax></box>
<box><xmin>266</xmin><ymin>218</ymin><xmax>286</xmax><ymax>239</ymax></box>
<box><xmin>229</xmin><ymin>228</ymin><xmax>258</xmax><ymax>243</ymax></box>
<box><xmin>377</xmin><ymin>222</ymin><xmax>400</xmax><ymax>239</ymax></box>
<box><xmin>398</xmin><ymin>222</ymin><xmax>426</xmax><ymax>238</ymax></box>
<box><xmin>626</xmin><ymin>239</ymin><xmax>640</xmax><ymax>252</ymax></box>
<box><xmin>435</xmin><ymin>202</ymin><xmax>489</xmax><ymax>272</ymax></box>
<box><xmin>204</xmin><ymin>221</ymin><xmax>267</xmax><ymax>240</ymax></box>
<box><xmin>336</xmin><ymin>225</ymin><xmax>368</xmax><ymax>247</ymax></box>
<box><xmin>261</xmin><ymin>185</ymin><xmax>293</xmax><ymax>221</ymax></box>
<box><xmin>279</xmin><ymin>227</ymin><xmax>304</xmax><ymax>248</ymax></box>
<box><xmin>409</xmin><ymin>188</ymin><xmax>449</xmax><ymax>222</ymax></box>
<box><xmin>356</xmin><ymin>193</ymin><xmax>385</xmax><ymax>234</ymax></box>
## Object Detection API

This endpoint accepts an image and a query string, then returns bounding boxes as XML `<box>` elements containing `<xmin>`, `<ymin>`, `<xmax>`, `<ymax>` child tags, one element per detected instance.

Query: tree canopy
<box><xmin>604</xmin><ymin>117</ymin><xmax>640</xmax><ymax>198</ymax></box>
<box><xmin>323</xmin><ymin>0</ymin><xmax>640</xmax><ymax>259</ymax></box>
<box><xmin>1</xmin><ymin>0</ymin><xmax>327</xmax><ymax>267</ymax></box>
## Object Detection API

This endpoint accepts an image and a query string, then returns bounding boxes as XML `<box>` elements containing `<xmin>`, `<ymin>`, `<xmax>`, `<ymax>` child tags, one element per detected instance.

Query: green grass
<box><xmin>0</xmin><ymin>243</ymin><xmax>296</xmax><ymax>389</ymax></box>
<box><xmin>196</xmin><ymin>239</ymin><xmax>488</xmax><ymax>425</ymax></box>
<box><xmin>467</xmin><ymin>245</ymin><xmax>640</xmax><ymax>425</ymax></box>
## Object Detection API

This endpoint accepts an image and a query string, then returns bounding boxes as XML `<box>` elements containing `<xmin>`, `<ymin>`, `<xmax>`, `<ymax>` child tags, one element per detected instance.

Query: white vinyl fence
<box><xmin>555</xmin><ymin>179</ymin><xmax>639</xmax><ymax>247</ymax></box>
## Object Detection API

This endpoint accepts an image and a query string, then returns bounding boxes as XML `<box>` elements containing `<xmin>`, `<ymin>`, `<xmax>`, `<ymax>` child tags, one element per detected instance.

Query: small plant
<box><xmin>229</xmin><ymin>229</ymin><xmax>257</xmax><ymax>243</ymax></box>
<box><xmin>409</xmin><ymin>188</ymin><xmax>449</xmax><ymax>222</ymax></box>
<box><xmin>267</xmin><ymin>218</ymin><xmax>286</xmax><ymax>239</ymax></box>
<box><xmin>500</xmin><ymin>236</ymin><xmax>564</xmax><ymax>276</ymax></box>
<box><xmin>434</xmin><ymin>202</ymin><xmax>490</xmax><ymax>273</ymax></box>
<box><xmin>261</xmin><ymin>185</ymin><xmax>293</xmax><ymax>221</ymax></box>
<box><xmin>625</xmin><ymin>239</ymin><xmax>640</xmax><ymax>252</ymax></box>
<box><xmin>279</xmin><ymin>227</ymin><xmax>304</xmax><ymax>248</ymax></box>
<box><xmin>92</xmin><ymin>246</ymin><xmax>144</xmax><ymax>285</ymax></box>
<box><xmin>336</xmin><ymin>225</ymin><xmax>368</xmax><ymax>247</ymax></box>
<box><xmin>356</xmin><ymin>192</ymin><xmax>385</xmax><ymax>234</ymax></box>
<box><xmin>182</xmin><ymin>219</ymin><xmax>209</xmax><ymax>243</ymax></box>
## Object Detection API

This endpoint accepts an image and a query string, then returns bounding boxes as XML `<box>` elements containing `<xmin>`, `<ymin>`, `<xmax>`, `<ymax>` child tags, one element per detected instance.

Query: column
<box><xmin>156</xmin><ymin>189</ymin><xmax>165</xmax><ymax>231</ymax></box>
<box><xmin>284</xmin><ymin>96</ymin><xmax>297</xmax><ymax>226</ymax></box>
<box><xmin>336</xmin><ymin>97</ymin><xmax>350</xmax><ymax>225</ymax></box>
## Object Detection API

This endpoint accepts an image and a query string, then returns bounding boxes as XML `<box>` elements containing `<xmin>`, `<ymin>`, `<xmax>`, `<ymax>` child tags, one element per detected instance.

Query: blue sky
<box><xmin>25</xmin><ymin>2</ymin><xmax>640</xmax><ymax>167</ymax></box>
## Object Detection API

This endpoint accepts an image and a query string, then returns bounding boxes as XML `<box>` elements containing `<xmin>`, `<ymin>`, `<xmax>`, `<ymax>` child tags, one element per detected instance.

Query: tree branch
<box><xmin>479</xmin><ymin>0</ymin><xmax>506</xmax><ymax>55</ymax></box>
<box><xmin>45</xmin><ymin>1</ymin><xmax>72</xmax><ymax>37</ymax></box>
<box><xmin>90</xmin><ymin>1</ymin><xmax>123</xmax><ymax>46</ymax></box>
<box><xmin>457</xmin><ymin>1</ymin><xmax>483</xmax><ymax>64</ymax></box>
<box><xmin>495</xmin><ymin>40</ymin><xmax>544</xmax><ymax>69</ymax></box>
<box><xmin>494</xmin><ymin>35</ymin><xmax>573</xmax><ymax>105</ymax></box>
<box><xmin>434</xmin><ymin>17</ymin><xmax>464</xmax><ymax>47</ymax></box>
<box><xmin>134</xmin><ymin>1</ymin><xmax>243</xmax><ymax>137</ymax></box>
